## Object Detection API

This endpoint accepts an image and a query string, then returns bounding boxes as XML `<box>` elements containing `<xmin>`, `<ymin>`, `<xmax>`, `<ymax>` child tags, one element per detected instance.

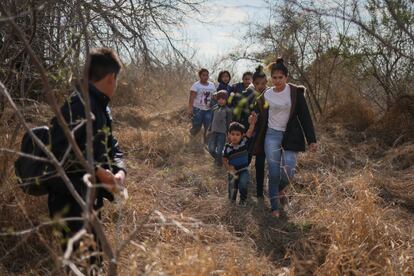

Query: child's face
<box><xmin>229</xmin><ymin>130</ymin><xmax>243</xmax><ymax>144</ymax></box>
<box><xmin>242</xmin><ymin>75</ymin><xmax>252</xmax><ymax>87</ymax></box>
<box><xmin>200</xmin><ymin>72</ymin><xmax>209</xmax><ymax>83</ymax></box>
<box><xmin>221</xmin><ymin>73</ymin><xmax>230</xmax><ymax>84</ymax></box>
<box><xmin>253</xmin><ymin>77</ymin><xmax>267</xmax><ymax>92</ymax></box>
<box><xmin>218</xmin><ymin>97</ymin><xmax>226</xmax><ymax>106</ymax></box>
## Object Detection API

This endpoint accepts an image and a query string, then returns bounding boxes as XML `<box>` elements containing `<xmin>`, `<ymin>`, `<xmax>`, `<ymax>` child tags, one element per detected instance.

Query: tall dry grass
<box><xmin>0</xmin><ymin>73</ymin><xmax>413</xmax><ymax>275</ymax></box>
<box><xmin>106</xmin><ymin>99</ymin><xmax>414</xmax><ymax>274</ymax></box>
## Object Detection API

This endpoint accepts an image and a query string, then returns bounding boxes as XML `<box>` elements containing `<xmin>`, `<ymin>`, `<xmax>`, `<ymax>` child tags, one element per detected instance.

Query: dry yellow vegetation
<box><xmin>0</xmin><ymin>84</ymin><xmax>413</xmax><ymax>275</ymax></box>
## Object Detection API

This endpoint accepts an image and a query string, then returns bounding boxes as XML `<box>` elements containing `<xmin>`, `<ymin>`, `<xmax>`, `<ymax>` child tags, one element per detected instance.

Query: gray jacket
<box><xmin>209</xmin><ymin>105</ymin><xmax>232</xmax><ymax>134</ymax></box>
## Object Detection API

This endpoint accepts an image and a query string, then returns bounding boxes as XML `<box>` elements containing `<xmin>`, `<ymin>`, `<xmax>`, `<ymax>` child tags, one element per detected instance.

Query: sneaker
<box><xmin>239</xmin><ymin>200</ymin><xmax>248</xmax><ymax>207</ymax></box>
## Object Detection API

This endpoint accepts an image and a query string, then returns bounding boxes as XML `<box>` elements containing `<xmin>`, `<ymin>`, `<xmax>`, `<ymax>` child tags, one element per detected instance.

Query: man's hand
<box><xmin>96</xmin><ymin>167</ymin><xmax>115</xmax><ymax>184</ymax></box>
<box><xmin>309</xmin><ymin>143</ymin><xmax>318</xmax><ymax>152</ymax></box>
<box><xmin>114</xmin><ymin>170</ymin><xmax>126</xmax><ymax>187</ymax></box>
<box><xmin>187</xmin><ymin>107</ymin><xmax>193</xmax><ymax>119</ymax></box>
<box><xmin>96</xmin><ymin>167</ymin><xmax>119</xmax><ymax>193</ymax></box>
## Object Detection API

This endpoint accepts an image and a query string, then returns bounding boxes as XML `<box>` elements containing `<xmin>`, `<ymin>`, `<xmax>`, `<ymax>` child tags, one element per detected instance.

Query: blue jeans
<box><xmin>228</xmin><ymin>170</ymin><xmax>249</xmax><ymax>203</ymax></box>
<box><xmin>264</xmin><ymin>128</ymin><xmax>297</xmax><ymax>211</ymax></box>
<box><xmin>208</xmin><ymin>132</ymin><xmax>226</xmax><ymax>165</ymax></box>
<box><xmin>190</xmin><ymin>107</ymin><xmax>212</xmax><ymax>143</ymax></box>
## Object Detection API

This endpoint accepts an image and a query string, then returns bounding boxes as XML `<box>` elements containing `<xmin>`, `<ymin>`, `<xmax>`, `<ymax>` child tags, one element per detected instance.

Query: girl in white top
<box><xmin>188</xmin><ymin>68</ymin><xmax>216</xmax><ymax>143</ymax></box>
<box><xmin>264</xmin><ymin>58</ymin><xmax>318</xmax><ymax>218</ymax></box>
<box><xmin>190</xmin><ymin>79</ymin><xmax>216</xmax><ymax>111</ymax></box>
<box><xmin>264</xmin><ymin>83</ymin><xmax>291</xmax><ymax>131</ymax></box>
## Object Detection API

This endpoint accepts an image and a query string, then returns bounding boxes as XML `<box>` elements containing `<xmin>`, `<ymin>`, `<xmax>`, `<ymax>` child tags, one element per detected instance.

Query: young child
<box><xmin>210</xmin><ymin>71</ymin><xmax>232</xmax><ymax>108</ymax></box>
<box><xmin>188</xmin><ymin>68</ymin><xmax>216</xmax><ymax>144</ymax></box>
<box><xmin>207</xmin><ymin>90</ymin><xmax>232</xmax><ymax>166</ymax></box>
<box><xmin>222</xmin><ymin>114</ymin><xmax>257</xmax><ymax>205</ymax></box>
<box><xmin>216</xmin><ymin>70</ymin><xmax>233</xmax><ymax>95</ymax></box>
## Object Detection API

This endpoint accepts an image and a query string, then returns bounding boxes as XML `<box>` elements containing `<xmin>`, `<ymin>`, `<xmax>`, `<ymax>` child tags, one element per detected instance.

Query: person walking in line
<box><xmin>246</xmin><ymin>66</ymin><xmax>269</xmax><ymax>200</ymax></box>
<box><xmin>188</xmin><ymin>68</ymin><xmax>216</xmax><ymax>144</ymax></box>
<box><xmin>216</xmin><ymin>70</ymin><xmax>233</xmax><ymax>95</ymax></box>
<box><xmin>222</xmin><ymin>114</ymin><xmax>257</xmax><ymax>206</ymax></box>
<box><xmin>207</xmin><ymin>90</ymin><xmax>232</xmax><ymax>167</ymax></box>
<box><xmin>258</xmin><ymin>58</ymin><xmax>318</xmax><ymax>218</ymax></box>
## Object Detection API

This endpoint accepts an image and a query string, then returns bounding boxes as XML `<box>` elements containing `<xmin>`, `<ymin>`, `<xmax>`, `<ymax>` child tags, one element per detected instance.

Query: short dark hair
<box><xmin>242</xmin><ymin>71</ymin><xmax>253</xmax><ymax>79</ymax></box>
<box><xmin>88</xmin><ymin>48</ymin><xmax>122</xmax><ymax>82</ymax></box>
<box><xmin>228</xmin><ymin>122</ymin><xmax>245</xmax><ymax>134</ymax></box>
<box><xmin>270</xmin><ymin>57</ymin><xmax>288</xmax><ymax>76</ymax></box>
<box><xmin>198</xmin><ymin>68</ymin><xmax>209</xmax><ymax>77</ymax></box>
<box><xmin>217</xmin><ymin>70</ymin><xmax>231</xmax><ymax>83</ymax></box>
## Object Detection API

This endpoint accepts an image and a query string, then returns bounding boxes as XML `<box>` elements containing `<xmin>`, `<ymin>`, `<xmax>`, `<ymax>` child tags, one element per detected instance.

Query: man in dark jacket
<box><xmin>48</xmin><ymin>48</ymin><xmax>126</xmax><ymax>253</ymax></box>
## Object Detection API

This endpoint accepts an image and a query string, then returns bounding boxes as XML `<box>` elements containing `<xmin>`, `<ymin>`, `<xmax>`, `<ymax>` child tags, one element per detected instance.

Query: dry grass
<box><xmin>326</xmin><ymin>96</ymin><xmax>376</xmax><ymax>131</ymax></box>
<box><xmin>0</xmin><ymin>105</ymin><xmax>60</xmax><ymax>275</ymax></box>
<box><xmin>370</xmin><ymin>95</ymin><xmax>414</xmax><ymax>146</ymax></box>
<box><xmin>0</xmin><ymin>81</ymin><xmax>413</xmax><ymax>275</ymax></box>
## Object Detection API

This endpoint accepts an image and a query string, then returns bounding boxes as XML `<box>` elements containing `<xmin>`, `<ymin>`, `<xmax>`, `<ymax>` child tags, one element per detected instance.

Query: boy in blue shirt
<box><xmin>222</xmin><ymin>114</ymin><xmax>257</xmax><ymax>205</ymax></box>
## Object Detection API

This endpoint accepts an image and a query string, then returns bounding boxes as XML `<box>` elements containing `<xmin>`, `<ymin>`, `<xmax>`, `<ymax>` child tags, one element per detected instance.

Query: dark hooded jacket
<box><xmin>49</xmin><ymin>83</ymin><xmax>126</xmax><ymax>209</ymax></box>
<box><xmin>250</xmin><ymin>83</ymin><xmax>317</xmax><ymax>155</ymax></box>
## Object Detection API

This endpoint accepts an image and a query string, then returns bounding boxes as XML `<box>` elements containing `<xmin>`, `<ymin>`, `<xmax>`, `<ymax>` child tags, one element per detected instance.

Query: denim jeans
<box><xmin>190</xmin><ymin>107</ymin><xmax>212</xmax><ymax>143</ymax></box>
<box><xmin>228</xmin><ymin>170</ymin><xmax>249</xmax><ymax>203</ymax></box>
<box><xmin>264</xmin><ymin>128</ymin><xmax>297</xmax><ymax>211</ymax></box>
<box><xmin>208</xmin><ymin>132</ymin><xmax>226</xmax><ymax>165</ymax></box>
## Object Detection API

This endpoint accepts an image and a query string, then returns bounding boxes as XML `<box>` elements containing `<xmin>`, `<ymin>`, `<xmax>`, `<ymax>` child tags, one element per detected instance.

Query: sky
<box><xmin>179</xmin><ymin>0</ymin><xmax>271</xmax><ymax>80</ymax></box>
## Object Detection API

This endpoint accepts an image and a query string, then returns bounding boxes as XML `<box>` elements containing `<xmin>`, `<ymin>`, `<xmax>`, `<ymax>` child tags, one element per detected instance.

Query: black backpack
<box><xmin>14</xmin><ymin>126</ymin><xmax>55</xmax><ymax>196</ymax></box>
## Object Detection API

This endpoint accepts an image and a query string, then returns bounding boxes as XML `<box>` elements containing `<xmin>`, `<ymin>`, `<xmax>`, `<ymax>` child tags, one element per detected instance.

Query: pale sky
<box><xmin>180</xmin><ymin>0</ymin><xmax>271</xmax><ymax>80</ymax></box>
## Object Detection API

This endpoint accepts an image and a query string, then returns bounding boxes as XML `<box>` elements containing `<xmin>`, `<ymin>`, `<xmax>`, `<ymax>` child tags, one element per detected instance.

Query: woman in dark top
<box><xmin>254</xmin><ymin>58</ymin><xmax>317</xmax><ymax>218</ymax></box>
<box><xmin>245</xmin><ymin>66</ymin><xmax>268</xmax><ymax>199</ymax></box>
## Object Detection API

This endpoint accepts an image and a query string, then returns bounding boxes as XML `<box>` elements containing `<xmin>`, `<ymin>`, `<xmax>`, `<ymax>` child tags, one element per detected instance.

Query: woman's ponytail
<box><xmin>269</xmin><ymin>57</ymin><xmax>288</xmax><ymax>76</ymax></box>
<box><xmin>253</xmin><ymin>65</ymin><xmax>266</xmax><ymax>81</ymax></box>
